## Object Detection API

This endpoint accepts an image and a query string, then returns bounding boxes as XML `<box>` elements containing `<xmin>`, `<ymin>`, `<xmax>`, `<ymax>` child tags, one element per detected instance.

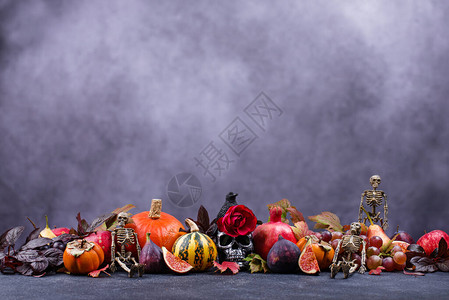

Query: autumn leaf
<box><xmin>213</xmin><ymin>261</ymin><xmax>240</xmax><ymax>275</ymax></box>
<box><xmin>88</xmin><ymin>264</ymin><xmax>111</xmax><ymax>278</ymax></box>
<box><xmin>308</xmin><ymin>212</ymin><xmax>344</xmax><ymax>232</ymax></box>
<box><xmin>403</xmin><ymin>270</ymin><xmax>425</xmax><ymax>276</ymax></box>
<box><xmin>291</xmin><ymin>221</ymin><xmax>313</xmax><ymax>240</ymax></box>
<box><xmin>243</xmin><ymin>253</ymin><xmax>269</xmax><ymax>273</ymax></box>
<box><xmin>267</xmin><ymin>199</ymin><xmax>305</xmax><ymax>224</ymax></box>
<box><xmin>369</xmin><ymin>266</ymin><xmax>385</xmax><ymax>275</ymax></box>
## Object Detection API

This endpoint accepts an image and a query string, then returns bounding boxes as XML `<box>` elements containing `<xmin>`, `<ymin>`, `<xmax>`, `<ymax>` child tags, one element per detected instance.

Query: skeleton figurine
<box><xmin>216</xmin><ymin>231</ymin><xmax>254</xmax><ymax>269</ymax></box>
<box><xmin>358</xmin><ymin>175</ymin><xmax>388</xmax><ymax>230</ymax></box>
<box><xmin>330</xmin><ymin>222</ymin><xmax>366</xmax><ymax>279</ymax></box>
<box><xmin>110</xmin><ymin>212</ymin><xmax>144</xmax><ymax>277</ymax></box>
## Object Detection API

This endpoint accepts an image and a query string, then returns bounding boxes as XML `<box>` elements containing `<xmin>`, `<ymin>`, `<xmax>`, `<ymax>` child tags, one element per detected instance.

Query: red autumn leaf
<box><xmin>369</xmin><ymin>266</ymin><xmax>385</xmax><ymax>275</ymax></box>
<box><xmin>403</xmin><ymin>270</ymin><xmax>426</xmax><ymax>276</ymax></box>
<box><xmin>88</xmin><ymin>264</ymin><xmax>111</xmax><ymax>278</ymax></box>
<box><xmin>213</xmin><ymin>261</ymin><xmax>240</xmax><ymax>275</ymax></box>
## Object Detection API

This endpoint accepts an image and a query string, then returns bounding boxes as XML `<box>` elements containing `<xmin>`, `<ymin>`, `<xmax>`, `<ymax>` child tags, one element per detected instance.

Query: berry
<box><xmin>367</xmin><ymin>255</ymin><xmax>382</xmax><ymax>270</ymax></box>
<box><xmin>382</xmin><ymin>257</ymin><xmax>395</xmax><ymax>272</ymax></box>
<box><xmin>367</xmin><ymin>246</ymin><xmax>380</xmax><ymax>257</ymax></box>
<box><xmin>393</xmin><ymin>251</ymin><xmax>406</xmax><ymax>265</ymax></box>
<box><xmin>369</xmin><ymin>236</ymin><xmax>383</xmax><ymax>249</ymax></box>
<box><xmin>321</xmin><ymin>231</ymin><xmax>332</xmax><ymax>243</ymax></box>
<box><xmin>331</xmin><ymin>232</ymin><xmax>343</xmax><ymax>241</ymax></box>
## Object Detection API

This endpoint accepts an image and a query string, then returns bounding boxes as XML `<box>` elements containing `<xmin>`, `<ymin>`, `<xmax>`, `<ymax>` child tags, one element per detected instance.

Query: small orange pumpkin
<box><xmin>132</xmin><ymin>199</ymin><xmax>185</xmax><ymax>250</ymax></box>
<box><xmin>63</xmin><ymin>239</ymin><xmax>104</xmax><ymax>274</ymax></box>
<box><xmin>296</xmin><ymin>236</ymin><xmax>334</xmax><ymax>270</ymax></box>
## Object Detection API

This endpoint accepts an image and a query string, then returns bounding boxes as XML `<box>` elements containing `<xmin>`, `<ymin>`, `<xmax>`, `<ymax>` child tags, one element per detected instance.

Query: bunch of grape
<box><xmin>366</xmin><ymin>236</ymin><xmax>406</xmax><ymax>271</ymax></box>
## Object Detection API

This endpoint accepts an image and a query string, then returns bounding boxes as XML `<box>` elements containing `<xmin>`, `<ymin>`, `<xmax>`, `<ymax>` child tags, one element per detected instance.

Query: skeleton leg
<box><xmin>330</xmin><ymin>261</ymin><xmax>342</xmax><ymax>278</ymax></box>
<box><xmin>342</xmin><ymin>261</ymin><xmax>351</xmax><ymax>279</ymax></box>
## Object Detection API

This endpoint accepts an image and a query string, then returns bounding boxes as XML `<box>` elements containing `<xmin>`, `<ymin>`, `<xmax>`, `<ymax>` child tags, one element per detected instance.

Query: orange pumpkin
<box><xmin>132</xmin><ymin>199</ymin><xmax>185</xmax><ymax>250</ymax></box>
<box><xmin>296</xmin><ymin>236</ymin><xmax>334</xmax><ymax>270</ymax></box>
<box><xmin>63</xmin><ymin>239</ymin><xmax>104</xmax><ymax>274</ymax></box>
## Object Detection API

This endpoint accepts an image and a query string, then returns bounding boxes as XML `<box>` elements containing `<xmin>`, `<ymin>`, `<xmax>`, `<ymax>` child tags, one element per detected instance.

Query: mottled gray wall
<box><xmin>1</xmin><ymin>0</ymin><xmax>448</xmax><ymax>240</ymax></box>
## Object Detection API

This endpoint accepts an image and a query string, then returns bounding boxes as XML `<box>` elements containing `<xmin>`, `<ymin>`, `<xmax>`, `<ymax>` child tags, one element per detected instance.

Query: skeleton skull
<box><xmin>370</xmin><ymin>175</ymin><xmax>381</xmax><ymax>189</ymax></box>
<box><xmin>350</xmin><ymin>222</ymin><xmax>362</xmax><ymax>235</ymax></box>
<box><xmin>216</xmin><ymin>231</ymin><xmax>254</xmax><ymax>267</ymax></box>
<box><xmin>117</xmin><ymin>212</ymin><xmax>130</xmax><ymax>228</ymax></box>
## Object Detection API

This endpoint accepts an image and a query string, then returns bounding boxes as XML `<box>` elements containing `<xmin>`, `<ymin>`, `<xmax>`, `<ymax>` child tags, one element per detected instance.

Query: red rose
<box><xmin>217</xmin><ymin>205</ymin><xmax>257</xmax><ymax>237</ymax></box>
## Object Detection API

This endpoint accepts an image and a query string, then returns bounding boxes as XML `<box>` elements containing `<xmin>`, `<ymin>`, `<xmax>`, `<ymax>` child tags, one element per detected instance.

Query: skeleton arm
<box><xmin>332</xmin><ymin>239</ymin><xmax>342</xmax><ymax>264</ymax></box>
<box><xmin>359</xmin><ymin>240</ymin><xmax>366</xmax><ymax>274</ymax></box>
<box><xmin>358</xmin><ymin>192</ymin><xmax>366</xmax><ymax>223</ymax></box>
<box><xmin>110</xmin><ymin>231</ymin><xmax>117</xmax><ymax>272</ymax></box>
<box><xmin>383</xmin><ymin>192</ymin><xmax>388</xmax><ymax>230</ymax></box>
<box><xmin>134</xmin><ymin>232</ymin><xmax>141</xmax><ymax>260</ymax></box>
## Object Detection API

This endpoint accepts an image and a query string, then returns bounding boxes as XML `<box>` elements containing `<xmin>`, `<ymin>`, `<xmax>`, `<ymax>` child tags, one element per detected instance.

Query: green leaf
<box><xmin>291</xmin><ymin>221</ymin><xmax>310</xmax><ymax>240</ymax></box>
<box><xmin>244</xmin><ymin>253</ymin><xmax>269</xmax><ymax>273</ymax></box>
<box><xmin>308</xmin><ymin>212</ymin><xmax>343</xmax><ymax>232</ymax></box>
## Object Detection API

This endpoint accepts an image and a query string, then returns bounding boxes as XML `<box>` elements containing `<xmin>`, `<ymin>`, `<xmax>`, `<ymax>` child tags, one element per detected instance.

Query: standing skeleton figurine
<box><xmin>110</xmin><ymin>212</ymin><xmax>144</xmax><ymax>277</ymax></box>
<box><xmin>330</xmin><ymin>222</ymin><xmax>366</xmax><ymax>279</ymax></box>
<box><xmin>358</xmin><ymin>175</ymin><xmax>388</xmax><ymax>230</ymax></box>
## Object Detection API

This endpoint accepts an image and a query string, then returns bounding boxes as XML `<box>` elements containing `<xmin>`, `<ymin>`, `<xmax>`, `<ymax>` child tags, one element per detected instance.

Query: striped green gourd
<box><xmin>172</xmin><ymin>218</ymin><xmax>217</xmax><ymax>271</ymax></box>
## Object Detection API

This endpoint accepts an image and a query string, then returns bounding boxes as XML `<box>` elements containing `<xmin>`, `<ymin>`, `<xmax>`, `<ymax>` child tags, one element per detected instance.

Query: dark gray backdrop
<box><xmin>1</xmin><ymin>0</ymin><xmax>448</xmax><ymax>240</ymax></box>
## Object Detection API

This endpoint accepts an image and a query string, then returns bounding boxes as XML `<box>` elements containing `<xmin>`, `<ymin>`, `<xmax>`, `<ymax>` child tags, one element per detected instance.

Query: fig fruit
<box><xmin>139</xmin><ymin>233</ymin><xmax>164</xmax><ymax>273</ymax></box>
<box><xmin>298</xmin><ymin>243</ymin><xmax>320</xmax><ymax>274</ymax></box>
<box><xmin>253</xmin><ymin>206</ymin><xmax>296</xmax><ymax>260</ymax></box>
<box><xmin>162</xmin><ymin>247</ymin><xmax>193</xmax><ymax>274</ymax></box>
<box><xmin>267</xmin><ymin>235</ymin><xmax>301</xmax><ymax>273</ymax></box>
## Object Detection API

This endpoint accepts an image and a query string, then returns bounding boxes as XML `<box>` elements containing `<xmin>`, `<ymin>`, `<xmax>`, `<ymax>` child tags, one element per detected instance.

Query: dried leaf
<box><xmin>213</xmin><ymin>261</ymin><xmax>240</xmax><ymax>275</ymax></box>
<box><xmin>369</xmin><ymin>266</ymin><xmax>385</xmax><ymax>275</ymax></box>
<box><xmin>0</xmin><ymin>226</ymin><xmax>25</xmax><ymax>250</ymax></box>
<box><xmin>308</xmin><ymin>212</ymin><xmax>344</xmax><ymax>232</ymax></box>
<box><xmin>291</xmin><ymin>221</ymin><xmax>310</xmax><ymax>240</ymax></box>
<box><xmin>21</xmin><ymin>238</ymin><xmax>53</xmax><ymax>250</ymax></box>
<box><xmin>267</xmin><ymin>199</ymin><xmax>292</xmax><ymax>211</ymax></box>
<box><xmin>25</xmin><ymin>228</ymin><xmax>41</xmax><ymax>244</ymax></box>
<box><xmin>76</xmin><ymin>213</ymin><xmax>89</xmax><ymax>235</ymax></box>
<box><xmin>286</xmin><ymin>207</ymin><xmax>305</xmax><ymax>223</ymax></box>
<box><xmin>111</xmin><ymin>204</ymin><xmax>136</xmax><ymax>215</ymax></box>
<box><xmin>403</xmin><ymin>269</ymin><xmax>425</xmax><ymax>276</ymax></box>
<box><xmin>243</xmin><ymin>253</ymin><xmax>269</xmax><ymax>273</ymax></box>
<box><xmin>88</xmin><ymin>264</ymin><xmax>111</xmax><ymax>278</ymax></box>
<box><xmin>88</xmin><ymin>213</ymin><xmax>115</xmax><ymax>232</ymax></box>
<box><xmin>197</xmin><ymin>205</ymin><xmax>210</xmax><ymax>232</ymax></box>
<box><xmin>15</xmin><ymin>250</ymin><xmax>40</xmax><ymax>263</ymax></box>
<box><xmin>410</xmin><ymin>256</ymin><xmax>438</xmax><ymax>273</ymax></box>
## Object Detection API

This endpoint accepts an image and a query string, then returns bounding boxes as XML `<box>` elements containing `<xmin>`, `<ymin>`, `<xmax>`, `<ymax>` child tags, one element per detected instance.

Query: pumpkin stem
<box><xmin>185</xmin><ymin>218</ymin><xmax>199</xmax><ymax>232</ymax></box>
<box><xmin>146</xmin><ymin>232</ymin><xmax>151</xmax><ymax>243</ymax></box>
<box><xmin>81</xmin><ymin>239</ymin><xmax>86</xmax><ymax>248</ymax></box>
<box><xmin>148</xmin><ymin>199</ymin><xmax>162</xmax><ymax>219</ymax></box>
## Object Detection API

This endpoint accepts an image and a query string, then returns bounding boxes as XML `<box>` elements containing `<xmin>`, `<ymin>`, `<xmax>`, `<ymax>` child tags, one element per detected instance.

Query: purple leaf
<box><xmin>436</xmin><ymin>258</ymin><xmax>449</xmax><ymax>272</ymax></box>
<box><xmin>43</xmin><ymin>248</ymin><xmax>64</xmax><ymax>266</ymax></box>
<box><xmin>25</xmin><ymin>228</ymin><xmax>41</xmax><ymax>244</ymax></box>
<box><xmin>197</xmin><ymin>205</ymin><xmax>210</xmax><ymax>232</ymax></box>
<box><xmin>16</xmin><ymin>263</ymin><xmax>34</xmax><ymax>276</ymax></box>
<box><xmin>410</xmin><ymin>256</ymin><xmax>438</xmax><ymax>273</ymax></box>
<box><xmin>31</xmin><ymin>259</ymin><xmax>49</xmax><ymax>273</ymax></box>
<box><xmin>15</xmin><ymin>250</ymin><xmax>40</xmax><ymax>263</ymax></box>
<box><xmin>21</xmin><ymin>238</ymin><xmax>52</xmax><ymax>250</ymax></box>
<box><xmin>0</xmin><ymin>226</ymin><xmax>25</xmax><ymax>250</ymax></box>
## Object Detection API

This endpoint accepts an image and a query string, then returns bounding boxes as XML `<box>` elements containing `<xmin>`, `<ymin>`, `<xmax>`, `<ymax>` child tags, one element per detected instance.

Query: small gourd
<box><xmin>63</xmin><ymin>239</ymin><xmax>104</xmax><ymax>274</ymax></box>
<box><xmin>172</xmin><ymin>219</ymin><xmax>217</xmax><ymax>271</ymax></box>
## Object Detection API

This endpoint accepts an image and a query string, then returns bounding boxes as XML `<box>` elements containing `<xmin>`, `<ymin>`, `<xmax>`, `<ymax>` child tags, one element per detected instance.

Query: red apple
<box><xmin>52</xmin><ymin>227</ymin><xmax>70</xmax><ymax>236</ymax></box>
<box><xmin>416</xmin><ymin>230</ymin><xmax>449</xmax><ymax>256</ymax></box>
<box><xmin>85</xmin><ymin>230</ymin><xmax>112</xmax><ymax>264</ymax></box>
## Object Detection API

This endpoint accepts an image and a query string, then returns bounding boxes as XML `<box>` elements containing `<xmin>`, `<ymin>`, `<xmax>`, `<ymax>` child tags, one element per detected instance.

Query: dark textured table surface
<box><xmin>1</xmin><ymin>271</ymin><xmax>448</xmax><ymax>300</ymax></box>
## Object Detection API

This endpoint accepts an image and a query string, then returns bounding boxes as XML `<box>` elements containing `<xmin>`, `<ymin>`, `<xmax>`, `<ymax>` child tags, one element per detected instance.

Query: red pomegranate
<box><xmin>85</xmin><ymin>230</ymin><xmax>112</xmax><ymax>264</ymax></box>
<box><xmin>253</xmin><ymin>206</ymin><xmax>297</xmax><ymax>260</ymax></box>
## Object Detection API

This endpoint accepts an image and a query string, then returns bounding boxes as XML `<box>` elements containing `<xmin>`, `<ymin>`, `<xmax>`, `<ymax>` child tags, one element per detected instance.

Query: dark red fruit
<box><xmin>267</xmin><ymin>235</ymin><xmax>301</xmax><ymax>273</ymax></box>
<box><xmin>321</xmin><ymin>231</ymin><xmax>332</xmax><ymax>243</ymax></box>
<box><xmin>85</xmin><ymin>230</ymin><xmax>112</xmax><ymax>264</ymax></box>
<box><xmin>391</xmin><ymin>231</ymin><xmax>415</xmax><ymax>244</ymax></box>
<box><xmin>139</xmin><ymin>233</ymin><xmax>164</xmax><ymax>273</ymax></box>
